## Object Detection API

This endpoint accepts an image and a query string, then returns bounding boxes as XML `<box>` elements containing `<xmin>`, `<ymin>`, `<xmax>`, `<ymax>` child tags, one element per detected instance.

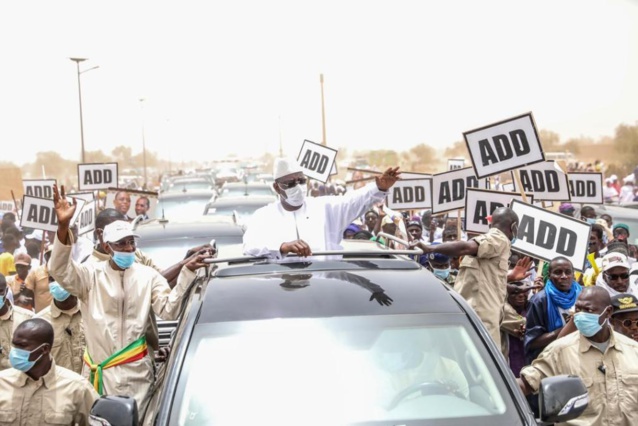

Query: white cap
<box><xmin>26</xmin><ymin>229</ymin><xmax>44</xmax><ymax>241</ymax></box>
<box><xmin>273</xmin><ymin>157</ymin><xmax>303</xmax><ymax>180</ymax></box>
<box><xmin>602</xmin><ymin>252</ymin><xmax>630</xmax><ymax>272</ymax></box>
<box><xmin>103</xmin><ymin>220</ymin><xmax>139</xmax><ymax>243</ymax></box>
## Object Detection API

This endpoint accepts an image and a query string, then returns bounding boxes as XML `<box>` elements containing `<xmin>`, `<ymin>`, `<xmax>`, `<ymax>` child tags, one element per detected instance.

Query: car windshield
<box><xmin>221</xmin><ymin>186</ymin><xmax>273</xmax><ymax>197</ymax></box>
<box><xmin>173</xmin><ymin>315</ymin><xmax>522</xmax><ymax>426</ymax></box>
<box><xmin>167</xmin><ymin>181</ymin><xmax>212</xmax><ymax>192</ymax></box>
<box><xmin>156</xmin><ymin>197</ymin><xmax>210</xmax><ymax>221</ymax></box>
<box><xmin>137</xmin><ymin>235</ymin><xmax>242</xmax><ymax>270</ymax></box>
<box><xmin>206</xmin><ymin>204</ymin><xmax>265</xmax><ymax>218</ymax></box>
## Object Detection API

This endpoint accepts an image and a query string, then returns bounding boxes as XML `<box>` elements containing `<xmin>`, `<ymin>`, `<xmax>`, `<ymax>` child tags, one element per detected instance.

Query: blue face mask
<box><xmin>586</xmin><ymin>218</ymin><xmax>597</xmax><ymax>225</ymax></box>
<box><xmin>48</xmin><ymin>282</ymin><xmax>71</xmax><ymax>302</ymax></box>
<box><xmin>9</xmin><ymin>344</ymin><xmax>46</xmax><ymax>372</ymax></box>
<box><xmin>0</xmin><ymin>295</ymin><xmax>4</xmax><ymax>307</ymax></box>
<box><xmin>432</xmin><ymin>268</ymin><xmax>450</xmax><ymax>280</ymax></box>
<box><xmin>511</xmin><ymin>224</ymin><xmax>519</xmax><ymax>244</ymax></box>
<box><xmin>574</xmin><ymin>311</ymin><xmax>607</xmax><ymax>337</ymax></box>
<box><xmin>111</xmin><ymin>250</ymin><xmax>135</xmax><ymax>269</ymax></box>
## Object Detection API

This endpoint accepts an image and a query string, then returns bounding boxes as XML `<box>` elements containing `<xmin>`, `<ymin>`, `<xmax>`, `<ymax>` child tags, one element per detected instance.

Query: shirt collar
<box><xmin>50</xmin><ymin>302</ymin><xmax>80</xmax><ymax>318</ymax></box>
<box><xmin>0</xmin><ymin>303</ymin><xmax>13</xmax><ymax>321</ymax></box>
<box><xmin>14</xmin><ymin>358</ymin><xmax>56</xmax><ymax>388</ymax></box>
<box><xmin>92</xmin><ymin>248</ymin><xmax>109</xmax><ymax>262</ymax></box>
<box><xmin>578</xmin><ymin>326</ymin><xmax>621</xmax><ymax>353</ymax></box>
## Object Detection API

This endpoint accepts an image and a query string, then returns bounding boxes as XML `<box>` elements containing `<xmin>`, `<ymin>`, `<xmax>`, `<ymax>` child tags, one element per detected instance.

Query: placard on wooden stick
<box><xmin>386</xmin><ymin>178</ymin><xmax>432</xmax><ymax>210</ymax></box>
<box><xmin>463</xmin><ymin>112</ymin><xmax>545</xmax><ymax>179</ymax></box>
<box><xmin>431</xmin><ymin>167</ymin><xmax>487</xmax><ymax>214</ymax></box>
<box><xmin>78</xmin><ymin>163</ymin><xmax>119</xmax><ymax>191</ymax></box>
<box><xmin>510</xmin><ymin>199</ymin><xmax>591</xmax><ymax>272</ymax></box>
<box><xmin>296</xmin><ymin>140</ymin><xmax>338</xmax><ymax>183</ymax></box>
<box><xmin>23</xmin><ymin>179</ymin><xmax>56</xmax><ymax>199</ymax></box>
<box><xmin>20</xmin><ymin>195</ymin><xmax>86</xmax><ymax>233</ymax></box>
<box><xmin>568</xmin><ymin>173</ymin><xmax>603</xmax><ymax>204</ymax></box>
<box><xmin>465</xmin><ymin>188</ymin><xmax>533</xmax><ymax>234</ymax></box>
<box><xmin>512</xmin><ymin>161</ymin><xmax>571</xmax><ymax>202</ymax></box>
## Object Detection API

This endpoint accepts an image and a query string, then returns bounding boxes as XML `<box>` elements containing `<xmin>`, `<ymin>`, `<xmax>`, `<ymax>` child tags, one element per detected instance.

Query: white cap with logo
<box><xmin>602</xmin><ymin>252</ymin><xmax>630</xmax><ymax>272</ymax></box>
<box><xmin>103</xmin><ymin>220</ymin><xmax>139</xmax><ymax>243</ymax></box>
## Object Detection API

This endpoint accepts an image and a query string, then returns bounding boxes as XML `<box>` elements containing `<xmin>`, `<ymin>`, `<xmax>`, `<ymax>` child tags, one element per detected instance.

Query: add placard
<box><xmin>463</xmin><ymin>112</ymin><xmax>544</xmax><ymax>179</ymax></box>
<box><xmin>465</xmin><ymin>188</ymin><xmax>532</xmax><ymax>234</ymax></box>
<box><xmin>23</xmin><ymin>179</ymin><xmax>56</xmax><ymax>199</ymax></box>
<box><xmin>568</xmin><ymin>173</ymin><xmax>603</xmax><ymax>204</ymax></box>
<box><xmin>386</xmin><ymin>178</ymin><xmax>432</xmax><ymax>210</ymax></box>
<box><xmin>510</xmin><ymin>200</ymin><xmax>591</xmax><ymax>272</ymax></box>
<box><xmin>296</xmin><ymin>140</ymin><xmax>337</xmax><ymax>183</ymax></box>
<box><xmin>512</xmin><ymin>161</ymin><xmax>571</xmax><ymax>201</ymax></box>
<box><xmin>448</xmin><ymin>158</ymin><xmax>465</xmax><ymax>171</ymax></box>
<box><xmin>78</xmin><ymin>163</ymin><xmax>118</xmax><ymax>191</ymax></box>
<box><xmin>77</xmin><ymin>199</ymin><xmax>96</xmax><ymax>236</ymax></box>
<box><xmin>400</xmin><ymin>172</ymin><xmax>433</xmax><ymax>180</ymax></box>
<box><xmin>431</xmin><ymin>167</ymin><xmax>487</xmax><ymax>214</ymax></box>
<box><xmin>0</xmin><ymin>201</ymin><xmax>15</xmax><ymax>214</ymax></box>
<box><xmin>20</xmin><ymin>195</ymin><xmax>86</xmax><ymax>233</ymax></box>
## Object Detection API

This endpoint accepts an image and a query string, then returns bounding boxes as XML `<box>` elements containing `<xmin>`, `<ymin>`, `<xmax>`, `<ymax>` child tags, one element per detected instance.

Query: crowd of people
<box><xmin>0</xmin><ymin>156</ymin><xmax>637</xmax><ymax>424</ymax></box>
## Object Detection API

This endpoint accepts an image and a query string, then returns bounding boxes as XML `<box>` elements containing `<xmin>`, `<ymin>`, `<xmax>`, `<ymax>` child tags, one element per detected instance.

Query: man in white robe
<box><xmin>243</xmin><ymin>158</ymin><xmax>401</xmax><ymax>258</ymax></box>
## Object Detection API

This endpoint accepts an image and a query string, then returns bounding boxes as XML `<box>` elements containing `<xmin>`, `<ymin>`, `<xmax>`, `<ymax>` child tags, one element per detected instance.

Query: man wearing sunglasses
<box><xmin>596</xmin><ymin>252</ymin><xmax>636</xmax><ymax>297</ymax></box>
<box><xmin>243</xmin><ymin>157</ymin><xmax>400</xmax><ymax>258</ymax></box>
<box><xmin>611</xmin><ymin>293</ymin><xmax>638</xmax><ymax>342</ymax></box>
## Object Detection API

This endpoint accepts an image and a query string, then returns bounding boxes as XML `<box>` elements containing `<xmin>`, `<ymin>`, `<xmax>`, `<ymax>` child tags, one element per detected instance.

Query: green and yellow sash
<box><xmin>83</xmin><ymin>336</ymin><xmax>148</xmax><ymax>395</ymax></box>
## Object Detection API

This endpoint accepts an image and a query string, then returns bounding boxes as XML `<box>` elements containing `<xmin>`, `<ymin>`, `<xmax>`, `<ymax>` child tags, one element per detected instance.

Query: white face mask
<box><xmin>282</xmin><ymin>184</ymin><xmax>307</xmax><ymax>207</ymax></box>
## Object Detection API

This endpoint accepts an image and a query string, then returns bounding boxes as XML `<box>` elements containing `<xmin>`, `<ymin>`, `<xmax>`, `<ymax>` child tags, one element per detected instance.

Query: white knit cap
<box><xmin>273</xmin><ymin>157</ymin><xmax>303</xmax><ymax>180</ymax></box>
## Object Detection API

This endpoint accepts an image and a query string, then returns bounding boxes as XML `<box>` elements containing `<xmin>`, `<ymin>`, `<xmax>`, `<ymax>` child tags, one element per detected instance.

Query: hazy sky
<box><xmin>1</xmin><ymin>0</ymin><xmax>637</xmax><ymax>166</ymax></box>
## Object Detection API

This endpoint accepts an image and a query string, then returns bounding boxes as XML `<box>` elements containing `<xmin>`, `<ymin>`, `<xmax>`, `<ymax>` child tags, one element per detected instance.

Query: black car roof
<box><xmin>198</xmin><ymin>258</ymin><xmax>464</xmax><ymax>324</ymax></box>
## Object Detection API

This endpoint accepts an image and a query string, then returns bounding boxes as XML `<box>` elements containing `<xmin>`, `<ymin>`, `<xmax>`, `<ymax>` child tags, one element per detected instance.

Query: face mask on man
<box><xmin>282</xmin><ymin>184</ymin><xmax>307</xmax><ymax>207</ymax></box>
<box><xmin>9</xmin><ymin>344</ymin><xmax>46</xmax><ymax>372</ymax></box>
<box><xmin>574</xmin><ymin>309</ymin><xmax>608</xmax><ymax>337</ymax></box>
<box><xmin>48</xmin><ymin>282</ymin><xmax>71</xmax><ymax>302</ymax></box>
<box><xmin>510</xmin><ymin>223</ymin><xmax>519</xmax><ymax>244</ymax></box>
<box><xmin>432</xmin><ymin>268</ymin><xmax>450</xmax><ymax>280</ymax></box>
<box><xmin>586</xmin><ymin>218</ymin><xmax>597</xmax><ymax>225</ymax></box>
<box><xmin>111</xmin><ymin>250</ymin><xmax>135</xmax><ymax>269</ymax></box>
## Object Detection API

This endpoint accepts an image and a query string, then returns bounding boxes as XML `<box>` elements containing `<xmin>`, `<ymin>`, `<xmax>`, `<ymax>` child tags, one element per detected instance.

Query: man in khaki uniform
<box><xmin>0</xmin><ymin>318</ymin><xmax>98</xmax><ymax>425</ymax></box>
<box><xmin>519</xmin><ymin>287</ymin><xmax>638</xmax><ymax>425</ymax></box>
<box><xmin>413</xmin><ymin>207</ymin><xmax>520</xmax><ymax>348</ymax></box>
<box><xmin>23</xmin><ymin>248</ymin><xmax>53</xmax><ymax>313</ymax></box>
<box><xmin>35</xmin><ymin>282</ymin><xmax>85</xmax><ymax>374</ymax></box>
<box><xmin>0</xmin><ymin>274</ymin><xmax>34</xmax><ymax>371</ymax></box>
<box><xmin>49</xmin><ymin>185</ymin><xmax>213</xmax><ymax>418</ymax></box>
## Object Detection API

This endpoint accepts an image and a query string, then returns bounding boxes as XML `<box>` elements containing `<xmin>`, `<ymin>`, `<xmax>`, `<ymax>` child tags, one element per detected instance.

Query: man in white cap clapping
<box><xmin>243</xmin><ymin>157</ymin><xmax>401</xmax><ymax>258</ymax></box>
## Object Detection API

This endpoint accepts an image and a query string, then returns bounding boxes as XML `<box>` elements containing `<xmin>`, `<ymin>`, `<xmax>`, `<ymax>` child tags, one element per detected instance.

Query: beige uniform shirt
<box><xmin>455</xmin><ymin>227</ymin><xmax>510</xmax><ymax>348</ymax></box>
<box><xmin>521</xmin><ymin>329</ymin><xmax>638</xmax><ymax>426</ymax></box>
<box><xmin>24</xmin><ymin>266</ymin><xmax>52</xmax><ymax>313</ymax></box>
<box><xmin>35</xmin><ymin>304</ymin><xmax>85</xmax><ymax>375</ymax></box>
<box><xmin>88</xmin><ymin>249</ymin><xmax>162</xmax><ymax>353</ymax></box>
<box><xmin>0</xmin><ymin>305</ymin><xmax>34</xmax><ymax>371</ymax></box>
<box><xmin>0</xmin><ymin>360</ymin><xmax>98</xmax><ymax>425</ymax></box>
<box><xmin>49</xmin><ymin>234</ymin><xmax>195</xmax><ymax>417</ymax></box>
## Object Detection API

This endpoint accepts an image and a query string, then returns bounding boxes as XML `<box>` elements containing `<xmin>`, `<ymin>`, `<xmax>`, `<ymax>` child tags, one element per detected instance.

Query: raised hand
<box><xmin>375</xmin><ymin>167</ymin><xmax>401</xmax><ymax>191</ymax></box>
<box><xmin>52</xmin><ymin>184</ymin><xmax>77</xmax><ymax>227</ymax></box>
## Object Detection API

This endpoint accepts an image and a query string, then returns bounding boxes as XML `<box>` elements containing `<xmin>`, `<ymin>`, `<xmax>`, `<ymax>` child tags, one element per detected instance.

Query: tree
<box><xmin>538</xmin><ymin>130</ymin><xmax>561</xmax><ymax>152</ymax></box>
<box><xmin>85</xmin><ymin>150</ymin><xmax>111</xmax><ymax>163</ymax></box>
<box><xmin>443</xmin><ymin>140</ymin><xmax>468</xmax><ymax>159</ymax></box>
<box><xmin>613</xmin><ymin>123</ymin><xmax>638</xmax><ymax>171</ymax></box>
<box><xmin>401</xmin><ymin>143</ymin><xmax>441</xmax><ymax>173</ymax></box>
<box><xmin>365</xmin><ymin>150</ymin><xmax>400</xmax><ymax>170</ymax></box>
<box><xmin>112</xmin><ymin>146</ymin><xmax>133</xmax><ymax>168</ymax></box>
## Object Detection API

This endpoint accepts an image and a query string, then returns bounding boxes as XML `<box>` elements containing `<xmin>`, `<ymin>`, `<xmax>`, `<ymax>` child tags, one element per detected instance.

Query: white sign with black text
<box><xmin>510</xmin><ymin>200</ymin><xmax>591</xmax><ymax>272</ymax></box>
<box><xmin>431</xmin><ymin>167</ymin><xmax>487</xmax><ymax>214</ymax></box>
<box><xmin>512</xmin><ymin>161</ymin><xmax>571</xmax><ymax>201</ymax></box>
<box><xmin>76</xmin><ymin>199</ymin><xmax>96</xmax><ymax>236</ymax></box>
<box><xmin>465</xmin><ymin>189</ymin><xmax>532</xmax><ymax>234</ymax></box>
<box><xmin>19</xmin><ymin>195</ymin><xmax>86</xmax><ymax>233</ymax></box>
<box><xmin>78</xmin><ymin>163</ymin><xmax>118</xmax><ymax>191</ymax></box>
<box><xmin>463</xmin><ymin>112</ymin><xmax>544</xmax><ymax>179</ymax></box>
<box><xmin>296</xmin><ymin>140</ymin><xmax>337</xmax><ymax>183</ymax></box>
<box><xmin>568</xmin><ymin>173</ymin><xmax>603</xmax><ymax>204</ymax></box>
<box><xmin>400</xmin><ymin>172</ymin><xmax>433</xmax><ymax>180</ymax></box>
<box><xmin>448</xmin><ymin>158</ymin><xmax>465</xmax><ymax>171</ymax></box>
<box><xmin>23</xmin><ymin>179</ymin><xmax>56</xmax><ymax>199</ymax></box>
<box><xmin>386</xmin><ymin>178</ymin><xmax>432</xmax><ymax>210</ymax></box>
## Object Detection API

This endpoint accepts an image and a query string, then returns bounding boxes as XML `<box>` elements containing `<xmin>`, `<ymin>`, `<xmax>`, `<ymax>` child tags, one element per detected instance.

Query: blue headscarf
<box><xmin>545</xmin><ymin>279</ymin><xmax>581</xmax><ymax>331</ymax></box>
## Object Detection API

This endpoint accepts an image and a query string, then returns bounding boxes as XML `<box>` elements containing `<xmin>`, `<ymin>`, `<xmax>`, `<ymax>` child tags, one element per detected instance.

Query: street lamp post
<box><xmin>69</xmin><ymin>58</ymin><xmax>99</xmax><ymax>163</ymax></box>
<box><xmin>139</xmin><ymin>98</ymin><xmax>148</xmax><ymax>189</ymax></box>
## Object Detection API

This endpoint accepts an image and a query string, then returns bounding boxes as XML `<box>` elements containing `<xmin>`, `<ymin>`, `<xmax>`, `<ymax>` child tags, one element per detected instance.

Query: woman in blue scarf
<box><xmin>524</xmin><ymin>256</ymin><xmax>582</xmax><ymax>364</ymax></box>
